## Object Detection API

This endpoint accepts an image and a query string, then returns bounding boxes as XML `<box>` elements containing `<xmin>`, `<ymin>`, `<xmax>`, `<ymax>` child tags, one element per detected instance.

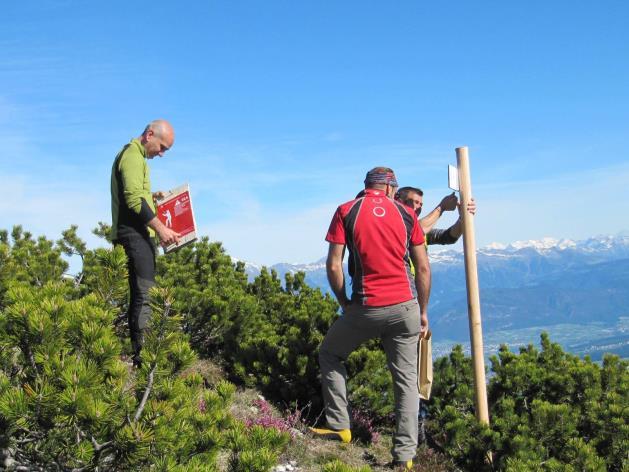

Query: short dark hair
<box><xmin>395</xmin><ymin>186</ymin><xmax>423</xmax><ymax>203</ymax></box>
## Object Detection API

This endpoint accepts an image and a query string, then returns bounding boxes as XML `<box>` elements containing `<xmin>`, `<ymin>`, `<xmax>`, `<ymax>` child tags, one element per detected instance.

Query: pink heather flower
<box><xmin>246</xmin><ymin>399</ymin><xmax>302</xmax><ymax>438</ymax></box>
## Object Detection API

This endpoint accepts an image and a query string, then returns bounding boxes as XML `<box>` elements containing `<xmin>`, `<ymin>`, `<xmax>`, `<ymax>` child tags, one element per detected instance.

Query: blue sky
<box><xmin>1</xmin><ymin>1</ymin><xmax>628</xmax><ymax>265</ymax></box>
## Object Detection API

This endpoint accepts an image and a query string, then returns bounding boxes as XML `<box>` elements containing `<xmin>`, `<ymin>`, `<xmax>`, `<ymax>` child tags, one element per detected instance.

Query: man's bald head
<box><xmin>144</xmin><ymin>120</ymin><xmax>173</xmax><ymax>138</ymax></box>
<box><xmin>141</xmin><ymin>119</ymin><xmax>175</xmax><ymax>158</ymax></box>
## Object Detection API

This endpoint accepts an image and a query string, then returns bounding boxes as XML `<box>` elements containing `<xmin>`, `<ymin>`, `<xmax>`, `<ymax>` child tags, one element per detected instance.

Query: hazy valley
<box><xmin>242</xmin><ymin>234</ymin><xmax>629</xmax><ymax>360</ymax></box>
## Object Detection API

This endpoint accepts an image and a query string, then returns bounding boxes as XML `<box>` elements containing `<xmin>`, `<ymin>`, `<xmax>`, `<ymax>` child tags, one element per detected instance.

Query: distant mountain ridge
<box><xmin>240</xmin><ymin>234</ymin><xmax>629</xmax><ymax>359</ymax></box>
<box><xmin>241</xmin><ymin>234</ymin><xmax>629</xmax><ymax>287</ymax></box>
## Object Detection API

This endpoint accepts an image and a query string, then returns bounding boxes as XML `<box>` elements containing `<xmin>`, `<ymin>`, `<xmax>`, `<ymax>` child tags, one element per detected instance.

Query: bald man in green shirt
<box><xmin>111</xmin><ymin>119</ymin><xmax>180</xmax><ymax>367</ymax></box>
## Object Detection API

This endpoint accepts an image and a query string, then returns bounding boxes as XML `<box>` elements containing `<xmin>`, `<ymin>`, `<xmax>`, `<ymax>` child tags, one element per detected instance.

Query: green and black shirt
<box><xmin>110</xmin><ymin>139</ymin><xmax>156</xmax><ymax>240</ymax></box>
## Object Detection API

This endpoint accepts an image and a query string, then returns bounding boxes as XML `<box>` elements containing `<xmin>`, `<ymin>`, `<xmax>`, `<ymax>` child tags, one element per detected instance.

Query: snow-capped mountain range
<box><xmin>240</xmin><ymin>234</ymin><xmax>629</xmax><ymax>359</ymax></box>
<box><xmin>242</xmin><ymin>234</ymin><xmax>629</xmax><ymax>281</ymax></box>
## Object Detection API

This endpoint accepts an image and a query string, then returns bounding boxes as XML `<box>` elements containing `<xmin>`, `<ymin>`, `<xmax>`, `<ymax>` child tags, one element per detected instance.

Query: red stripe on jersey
<box><xmin>325</xmin><ymin>188</ymin><xmax>424</xmax><ymax>306</ymax></box>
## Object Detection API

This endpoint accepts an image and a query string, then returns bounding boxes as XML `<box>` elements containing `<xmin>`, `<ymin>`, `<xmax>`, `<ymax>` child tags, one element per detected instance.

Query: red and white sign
<box><xmin>156</xmin><ymin>183</ymin><xmax>198</xmax><ymax>252</ymax></box>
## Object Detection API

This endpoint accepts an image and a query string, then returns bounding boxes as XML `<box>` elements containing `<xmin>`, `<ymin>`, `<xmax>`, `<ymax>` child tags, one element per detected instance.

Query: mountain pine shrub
<box><xmin>0</xmin><ymin>278</ymin><xmax>241</xmax><ymax>469</ymax></box>
<box><xmin>321</xmin><ymin>459</ymin><xmax>373</xmax><ymax>471</ymax></box>
<box><xmin>156</xmin><ymin>239</ymin><xmax>339</xmax><ymax>413</ymax></box>
<box><xmin>427</xmin><ymin>334</ymin><xmax>628</xmax><ymax>471</ymax></box>
<box><xmin>4</xmin><ymin>225</ymin><xmax>626</xmax><ymax>471</ymax></box>
<box><xmin>0</xmin><ymin>227</ymin><xmax>286</xmax><ymax>470</ymax></box>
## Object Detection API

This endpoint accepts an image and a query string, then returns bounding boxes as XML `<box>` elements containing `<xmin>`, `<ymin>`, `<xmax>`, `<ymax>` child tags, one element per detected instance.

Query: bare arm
<box><xmin>420</xmin><ymin>193</ymin><xmax>458</xmax><ymax>233</ymax></box>
<box><xmin>147</xmin><ymin>217</ymin><xmax>180</xmax><ymax>247</ymax></box>
<box><xmin>447</xmin><ymin>197</ymin><xmax>476</xmax><ymax>241</ymax></box>
<box><xmin>326</xmin><ymin>242</ymin><xmax>349</xmax><ymax>309</ymax></box>
<box><xmin>147</xmin><ymin>190</ymin><xmax>181</xmax><ymax>246</ymax></box>
<box><xmin>410</xmin><ymin>243</ymin><xmax>431</xmax><ymax>334</ymax></box>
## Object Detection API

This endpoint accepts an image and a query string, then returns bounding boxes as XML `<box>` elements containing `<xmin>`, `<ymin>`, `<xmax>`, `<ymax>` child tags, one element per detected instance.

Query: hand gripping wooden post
<box><xmin>456</xmin><ymin>146</ymin><xmax>490</xmax><ymax>426</ymax></box>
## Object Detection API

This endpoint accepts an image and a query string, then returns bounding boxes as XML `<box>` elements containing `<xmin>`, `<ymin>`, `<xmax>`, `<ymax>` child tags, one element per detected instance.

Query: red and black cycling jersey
<box><xmin>326</xmin><ymin>188</ymin><xmax>425</xmax><ymax>307</ymax></box>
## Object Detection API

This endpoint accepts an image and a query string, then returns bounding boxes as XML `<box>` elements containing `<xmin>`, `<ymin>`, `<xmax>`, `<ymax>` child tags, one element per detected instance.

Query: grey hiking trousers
<box><xmin>319</xmin><ymin>298</ymin><xmax>420</xmax><ymax>462</ymax></box>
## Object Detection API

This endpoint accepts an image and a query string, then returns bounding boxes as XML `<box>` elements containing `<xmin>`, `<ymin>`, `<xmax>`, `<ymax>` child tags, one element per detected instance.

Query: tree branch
<box><xmin>15</xmin><ymin>438</ymin><xmax>38</xmax><ymax>445</ymax></box>
<box><xmin>73</xmin><ymin>272</ymin><xmax>84</xmax><ymax>289</ymax></box>
<box><xmin>134</xmin><ymin>364</ymin><xmax>157</xmax><ymax>422</ymax></box>
<box><xmin>22</xmin><ymin>342</ymin><xmax>37</xmax><ymax>371</ymax></box>
<box><xmin>90</xmin><ymin>436</ymin><xmax>113</xmax><ymax>453</ymax></box>
<box><xmin>89</xmin><ymin>436</ymin><xmax>114</xmax><ymax>471</ymax></box>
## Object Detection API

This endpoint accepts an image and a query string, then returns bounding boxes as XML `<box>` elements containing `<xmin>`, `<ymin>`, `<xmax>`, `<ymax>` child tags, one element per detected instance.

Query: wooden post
<box><xmin>456</xmin><ymin>146</ymin><xmax>490</xmax><ymax>426</ymax></box>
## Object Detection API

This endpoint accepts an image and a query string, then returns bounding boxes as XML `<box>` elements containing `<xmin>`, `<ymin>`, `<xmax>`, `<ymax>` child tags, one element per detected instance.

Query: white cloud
<box><xmin>0</xmin><ymin>176</ymin><xmax>109</xmax><ymax>248</ymax></box>
<box><xmin>5</xmin><ymin>158</ymin><xmax>624</xmax><ymax>269</ymax></box>
<box><xmin>1</xmin><ymin>97</ymin><xmax>626</xmax><ymax>269</ymax></box>
<box><xmin>472</xmin><ymin>163</ymin><xmax>629</xmax><ymax>247</ymax></box>
<box><xmin>0</xmin><ymin>95</ymin><xmax>109</xmax><ymax>247</ymax></box>
<box><xmin>198</xmin><ymin>162</ymin><xmax>629</xmax><ymax>265</ymax></box>
<box><xmin>200</xmin><ymin>202</ymin><xmax>337</xmax><ymax>266</ymax></box>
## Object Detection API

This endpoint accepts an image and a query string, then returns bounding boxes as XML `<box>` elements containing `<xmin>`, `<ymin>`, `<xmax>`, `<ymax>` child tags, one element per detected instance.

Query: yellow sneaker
<box><xmin>308</xmin><ymin>427</ymin><xmax>352</xmax><ymax>443</ymax></box>
<box><xmin>392</xmin><ymin>459</ymin><xmax>413</xmax><ymax>470</ymax></box>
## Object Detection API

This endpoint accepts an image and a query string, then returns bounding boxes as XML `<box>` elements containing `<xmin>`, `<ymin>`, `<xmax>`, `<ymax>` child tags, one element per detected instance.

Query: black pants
<box><xmin>116</xmin><ymin>229</ymin><xmax>156</xmax><ymax>364</ymax></box>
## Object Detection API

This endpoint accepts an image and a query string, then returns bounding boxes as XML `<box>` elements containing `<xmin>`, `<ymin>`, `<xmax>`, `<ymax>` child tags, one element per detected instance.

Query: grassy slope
<box><xmin>188</xmin><ymin>359</ymin><xmax>455</xmax><ymax>472</ymax></box>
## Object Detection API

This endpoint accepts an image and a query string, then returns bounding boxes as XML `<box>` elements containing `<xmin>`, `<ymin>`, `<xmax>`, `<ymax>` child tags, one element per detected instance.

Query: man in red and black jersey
<box><xmin>310</xmin><ymin>167</ymin><xmax>431</xmax><ymax>469</ymax></box>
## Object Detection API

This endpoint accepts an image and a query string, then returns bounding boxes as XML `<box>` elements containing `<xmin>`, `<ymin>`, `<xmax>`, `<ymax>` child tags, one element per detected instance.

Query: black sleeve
<box><xmin>139</xmin><ymin>198</ymin><xmax>157</xmax><ymax>225</ymax></box>
<box><xmin>426</xmin><ymin>228</ymin><xmax>458</xmax><ymax>245</ymax></box>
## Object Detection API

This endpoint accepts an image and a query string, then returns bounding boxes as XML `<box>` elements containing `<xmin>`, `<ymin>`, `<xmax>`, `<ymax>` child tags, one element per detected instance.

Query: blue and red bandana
<box><xmin>364</xmin><ymin>167</ymin><xmax>398</xmax><ymax>187</ymax></box>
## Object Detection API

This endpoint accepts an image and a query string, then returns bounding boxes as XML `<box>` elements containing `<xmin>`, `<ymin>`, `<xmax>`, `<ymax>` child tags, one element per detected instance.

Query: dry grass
<box><xmin>183</xmin><ymin>359</ymin><xmax>455</xmax><ymax>471</ymax></box>
<box><xmin>275</xmin><ymin>432</ymin><xmax>454</xmax><ymax>471</ymax></box>
<box><xmin>228</xmin><ymin>386</ymin><xmax>455</xmax><ymax>471</ymax></box>
<box><xmin>281</xmin><ymin>432</ymin><xmax>382</xmax><ymax>471</ymax></box>
<box><xmin>180</xmin><ymin>357</ymin><xmax>226</xmax><ymax>386</ymax></box>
